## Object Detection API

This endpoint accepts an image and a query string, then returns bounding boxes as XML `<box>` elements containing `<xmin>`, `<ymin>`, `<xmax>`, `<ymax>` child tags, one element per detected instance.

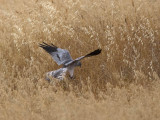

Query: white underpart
<box><xmin>46</xmin><ymin>65</ymin><xmax>76</xmax><ymax>81</ymax></box>
<box><xmin>46</xmin><ymin>68</ymin><xmax>68</xmax><ymax>81</ymax></box>
<box><xmin>67</xmin><ymin>65</ymin><xmax>75</xmax><ymax>78</ymax></box>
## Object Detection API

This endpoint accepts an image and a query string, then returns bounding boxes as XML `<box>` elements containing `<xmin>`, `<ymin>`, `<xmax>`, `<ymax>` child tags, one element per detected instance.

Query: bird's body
<box><xmin>46</xmin><ymin>68</ymin><xmax>68</xmax><ymax>81</ymax></box>
<box><xmin>39</xmin><ymin>42</ymin><xmax>101</xmax><ymax>81</ymax></box>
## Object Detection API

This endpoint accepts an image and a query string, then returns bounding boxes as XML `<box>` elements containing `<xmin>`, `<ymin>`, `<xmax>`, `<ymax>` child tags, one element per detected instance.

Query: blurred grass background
<box><xmin>0</xmin><ymin>0</ymin><xmax>160</xmax><ymax>120</ymax></box>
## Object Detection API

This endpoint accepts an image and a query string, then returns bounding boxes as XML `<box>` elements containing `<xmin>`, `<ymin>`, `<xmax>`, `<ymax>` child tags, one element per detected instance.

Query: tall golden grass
<box><xmin>0</xmin><ymin>0</ymin><xmax>160</xmax><ymax>119</ymax></box>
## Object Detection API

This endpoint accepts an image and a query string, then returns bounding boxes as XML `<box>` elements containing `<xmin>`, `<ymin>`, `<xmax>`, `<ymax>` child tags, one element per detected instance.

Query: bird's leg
<box><xmin>69</xmin><ymin>75</ymin><xmax>76</xmax><ymax>79</ymax></box>
<box><xmin>45</xmin><ymin>77</ymin><xmax>51</xmax><ymax>82</ymax></box>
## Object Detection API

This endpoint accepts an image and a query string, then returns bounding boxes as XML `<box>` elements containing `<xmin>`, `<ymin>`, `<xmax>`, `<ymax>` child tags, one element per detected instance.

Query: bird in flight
<box><xmin>39</xmin><ymin>42</ymin><xmax>102</xmax><ymax>81</ymax></box>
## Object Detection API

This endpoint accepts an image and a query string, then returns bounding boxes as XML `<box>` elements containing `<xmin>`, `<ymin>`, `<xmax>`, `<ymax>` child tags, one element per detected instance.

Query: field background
<box><xmin>0</xmin><ymin>0</ymin><xmax>160</xmax><ymax>120</ymax></box>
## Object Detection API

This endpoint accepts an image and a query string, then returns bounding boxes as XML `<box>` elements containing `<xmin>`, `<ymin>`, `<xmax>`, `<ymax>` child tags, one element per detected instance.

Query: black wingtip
<box><xmin>39</xmin><ymin>42</ymin><xmax>46</xmax><ymax>47</ymax></box>
<box><xmin>39</xmin><ymin>42</ymin><xmax>58</xmax><ymax>53</ymax></box>
<box><xmin>85</xmin><ymin>49</ymin><xmax>102</xmax><ymax>57</ymax></box>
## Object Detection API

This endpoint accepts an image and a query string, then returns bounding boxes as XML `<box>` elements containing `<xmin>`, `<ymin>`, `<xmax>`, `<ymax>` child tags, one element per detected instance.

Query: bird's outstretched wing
<box><xmin>65</xmin><ymin>49</ymin><xmax>102</xmax><ymax>66</ymax></box>
<box><xmin>39</xmin><ymin>42</ymin><xmax>73</xmax><ymax>65</ymax></box>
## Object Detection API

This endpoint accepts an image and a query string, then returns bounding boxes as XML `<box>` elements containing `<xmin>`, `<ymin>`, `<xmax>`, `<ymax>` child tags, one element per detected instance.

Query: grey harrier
<box><xmin>39</xmin><ymin>42</ymin><xmax>101</xmax><ymax>81</ymax></box>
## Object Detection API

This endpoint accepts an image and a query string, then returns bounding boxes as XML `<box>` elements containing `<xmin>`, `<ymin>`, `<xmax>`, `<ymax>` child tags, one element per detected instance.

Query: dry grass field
<box><xmin>0</xmin><ymin>0</ymin><xmax>160</xmax><ymax>120</ymax></box>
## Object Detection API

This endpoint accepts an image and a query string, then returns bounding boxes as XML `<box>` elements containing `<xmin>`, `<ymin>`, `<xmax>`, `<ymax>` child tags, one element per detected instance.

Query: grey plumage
<box><xmin>39</xmin><ymin>42</ymin><xmax>101</xmax><ymax>80</ymax></box>
<box><xmin>46</xmin><ymin>68</ymin><xmax>67</xmax><ymax>81</ymax></box>
<box><xmin>39</xmin><ymin>42</ymin><xmax>73</xmax><ymax>66</ymax></box>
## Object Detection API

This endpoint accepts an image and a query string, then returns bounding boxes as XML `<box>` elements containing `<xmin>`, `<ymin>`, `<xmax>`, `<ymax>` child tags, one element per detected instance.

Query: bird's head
<box><xmin>76</xmin><ymin>61</ymin><xmax>81</xmax><ymax>67</ymax></box>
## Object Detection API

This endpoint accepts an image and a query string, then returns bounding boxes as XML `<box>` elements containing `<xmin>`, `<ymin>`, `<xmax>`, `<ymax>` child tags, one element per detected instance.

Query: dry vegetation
<box><xmin>0</xmin><ymin>0</ymin><xmax>160</xmax><ymax>119</ymax></box>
